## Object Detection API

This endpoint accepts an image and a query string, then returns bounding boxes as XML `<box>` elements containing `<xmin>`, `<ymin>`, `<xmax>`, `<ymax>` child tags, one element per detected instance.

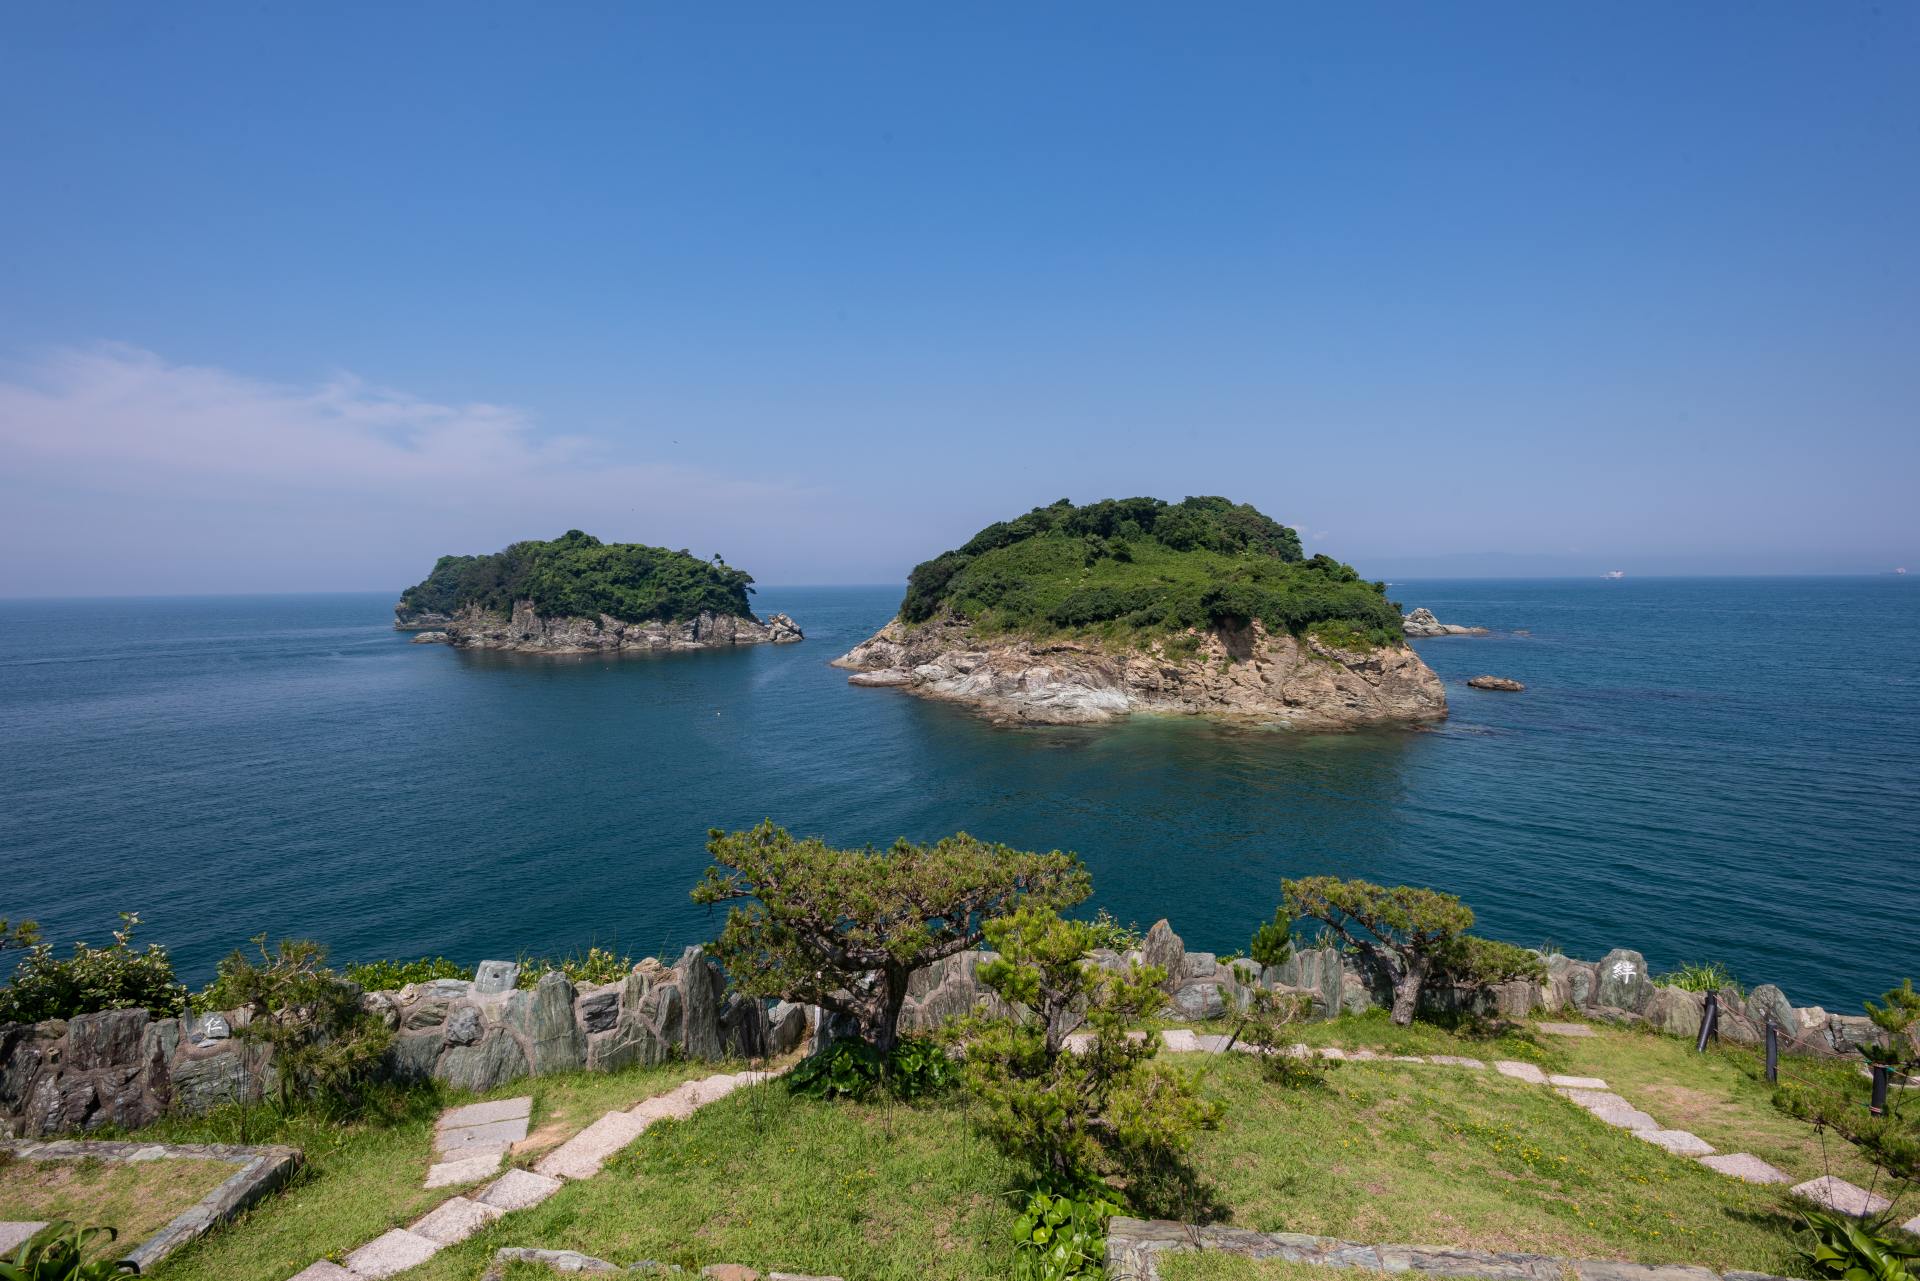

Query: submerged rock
<box><xmin>1466</xmin><ymin>675</ymin><xmax>1525</xmax><ymax>691</ymax></box>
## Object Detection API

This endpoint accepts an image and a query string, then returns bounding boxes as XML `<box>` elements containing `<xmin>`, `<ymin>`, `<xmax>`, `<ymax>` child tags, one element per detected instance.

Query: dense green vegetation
<box><xmin>397</xmin><ymin>530</ymin><xmax>757</xmax><ymax>624</ymax></box>
<box><xmin>897</xmin><ymin>497</ymin><xmax>1402</xmax><ymax>647</ymax></box>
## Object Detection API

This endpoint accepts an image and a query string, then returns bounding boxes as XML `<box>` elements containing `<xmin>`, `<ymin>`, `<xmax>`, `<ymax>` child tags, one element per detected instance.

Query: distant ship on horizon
<box><xmin>1602</xmin><ymin>570</ymin><xmax>1626</xmax><ymax>580</ymax></box>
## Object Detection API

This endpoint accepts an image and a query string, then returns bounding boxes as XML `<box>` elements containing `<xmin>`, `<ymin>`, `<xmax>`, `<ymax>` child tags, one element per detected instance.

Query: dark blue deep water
<box><xmin>2</xmin><ymin>579</ymin><xmax>1916</xmax><ymax>1009</ymax></box>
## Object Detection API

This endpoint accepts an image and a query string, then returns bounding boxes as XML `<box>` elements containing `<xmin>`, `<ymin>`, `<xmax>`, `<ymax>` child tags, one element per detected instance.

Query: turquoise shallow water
<box><xmin>1</xmin><ymin>578</ymin><xmax>1915</xmax><ymax>1009</ymax></box>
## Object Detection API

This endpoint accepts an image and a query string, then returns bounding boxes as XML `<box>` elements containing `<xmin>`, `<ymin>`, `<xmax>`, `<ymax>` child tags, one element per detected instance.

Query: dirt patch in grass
<box><xmin>0</xmin><ymin>1156</ymin><xmax>236</xmax><ymax>1245</ymax></box>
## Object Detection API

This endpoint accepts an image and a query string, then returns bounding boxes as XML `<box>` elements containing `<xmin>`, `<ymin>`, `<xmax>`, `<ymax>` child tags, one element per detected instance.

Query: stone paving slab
<box><xmin>437</xmin><ymin>1097</ymin><xmax>531</xmax><ymax>1133</ymax></box>
<box><xmin>1495</xmin><ymin>1060</ymin><xmax>1548</xmax><ymax>1084</ymax></box>
<box><xmin>1699</xmin><ymin>1153</ymin><xmax>1793</xmax><ymax>1184</ymax></box>
<box><xmin>1160</xmin><ymin>1029</ymin><xmax>1201</xmax><ymax>1052</ymax></box>
<box><xmin>475</xmin><ymin>1168</ymin><xmax>565</xmax><ymax>1212</ymax></box>
<box><xmin>535</xmin><ymin>1110</ymin><xmax>649</xmax><ymax>1180</ymax></box>
<box><xmin>1790</xmin><ymin>1175</ymin><xmax>1890</xmax><ymax>1216</ymax></box>
<box><xmin>1549</xmin><ymin>1074</ymin><xmax>1609</xmax><ymax>1089</ymax></box>
<box><xmin>343</xmin><ymin>1228</ymin><xmax>441</xmax><ymax>1280</ymax></box>
<box><xmin>1560</xmin><ymin>1088</ymin><xmax>1633</xmax><ymax>1110</ymax></box>
<box><xmin>1538</xmin><ymin>1022</ymin><xmax>1597</xmax><ymax>1037</ymax></box>
<box><xmin>1572</xmin><ymin>1262</ymin><xmax>1717</xmax><ymax>1281</ymax></box>
<box><xmin>287</xmin><ymin>1262</ymin><xmax>357</xmax><ymax>1281</ymax></box>
<box><xmin>425</xmin><ymin>1150</ymin><xmax>504</xmax><ymax>1188</ymax></box>
<box><xmin>410</xmin><ymin>1195</ymin><xmax>505</xmax><ymax>1246</ymax></box>
<box><xmin>1634</xmin><ymin>1129</ymin><xmax>1715</xmax><ymax>1156</ymax></box>
<box><xmin>436</xmin><ymin>1115</ymin><xmax>528</xmax><ymax>1156</ymax></box>
<box><xmin>631</xmin><ymin>1091</ymin><xmax>698</xmax><ymax>1123</ymax></box>
<box><xmin>0</xmin><ymin>1223</ymin><xmax>50</xmax><ymax>1253</ymax></box>
<box><xmin>1588</xmin><ymin>1105</ymin><xmax>1661</xmax><ymax>1131</ymax></box>
<box><xmin>1427</xmin><ymin>1055</ymin><xmax>1487</xmax><ymax>1068</ymax></box>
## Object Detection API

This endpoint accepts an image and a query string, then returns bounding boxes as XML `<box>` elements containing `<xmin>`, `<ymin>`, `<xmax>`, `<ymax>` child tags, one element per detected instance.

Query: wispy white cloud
<box><xmin>0</xmin><ymin>344</ymin><xmax>842</xmax><ymax>595</ymax></box>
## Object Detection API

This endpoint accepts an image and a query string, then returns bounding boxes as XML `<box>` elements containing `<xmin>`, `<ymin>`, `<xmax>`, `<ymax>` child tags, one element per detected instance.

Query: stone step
<box><xmin>1791</xmin><ymin>1175</ymin><xmax>1891</xmax><ymax>1216</ymax></box>
<box><xmin>287</xmin><ymin>1263</ymin><xmax>356</xmax><ymax>1281</ymax></box>
<box><xmin>1548</xmin><ymin>1074</ymin><xmax>1608</xmax><ymax>1089</ymax></box>
<box><xmin>1494</xmin><ymin>1061</ymin><xmax>1548</xmax><ymax>1084</ymax></box>
<box><xmin>436</xmin><ymin>1096</ymin><xmax>531</xmax><ymax>1132</ymax></box>
<box><xmin>1698</xmin><ymin>1153</ymin><xmax>1793</xmax><ymax>1184</ymax></box>
<box><xmin>535</xmin><ymin>1110</ymin><xmax>649</xmax><ymax>1180</ymax></box>
<box><xmin>343</xmin><ymin>1228</ymin><xmax>441</xmax><ymax>1280</ymax></box>
<box><xmin>425</xmin><ymin>1149</ymin><xmax>503</xmax><ymax>1189</ymax></box>
<box><xmin>409</xmin><ymin>1195</ymin><xmax>504</xmax><ymax>1246</ymax></box>
<box><xmin>475</xmin><ymin>1167</ymin><xmax>565</xmax><ymax>1212</ymax></box>
<box><xmin>1634</xmin><ymin>1129</ymin><xmax>1715</xmax><ymax>1157</ymax></box>
<box><xmin>1427</xmin><ymin>1055</ymin><xmax>1487</xmax><ymax>1069</ymax></box>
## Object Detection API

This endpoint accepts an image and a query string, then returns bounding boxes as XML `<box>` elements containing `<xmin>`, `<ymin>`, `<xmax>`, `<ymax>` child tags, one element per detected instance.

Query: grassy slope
<box><xmin>147</xmin><ymin>1060</ymin><xmax>706</xmax><ymax>1281</ymax></box>
<box><xmin>0</xmin><ymin>1156</ymin><xmax>236</xmax><ymax>1244</ymax></box>
<box><xmin>124</xmin><ymin>1014</ymin><xmax>1881</xmax><ymax>1281</ymax></box>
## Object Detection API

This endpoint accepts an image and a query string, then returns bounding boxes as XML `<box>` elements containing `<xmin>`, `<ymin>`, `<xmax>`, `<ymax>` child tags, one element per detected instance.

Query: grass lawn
<box><xmin>144</xmin><ymin>1059</ymin><xmax>707</xmax><ymax>1281</ymax></box>
<box><xmin>99</xmin><ymin>1012</ymin><xmax>1876</xmax><ymax>1281</ymax></box>
<box><xmin>0</xmin><ymin>1154</ymin><xmax>237</xmax><ymax>1245</ymax></box>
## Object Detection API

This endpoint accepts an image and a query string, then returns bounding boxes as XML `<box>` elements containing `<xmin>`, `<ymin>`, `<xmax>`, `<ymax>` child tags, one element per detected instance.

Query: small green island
<box><xmin>834</xmin><ymin>496</ymin><xmax>1445</xmax><ymax>727</ymax></box>
<box><xmin>395</xmin><ymin>530</ymin><xmax>802</xmax><ymax>653</ymax></box>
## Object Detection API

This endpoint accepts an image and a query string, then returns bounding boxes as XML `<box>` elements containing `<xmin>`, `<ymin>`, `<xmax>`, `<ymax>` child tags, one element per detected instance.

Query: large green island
<box><xmin>833</xmin><ymin>496</ymin><xmax>1445</xmax><ymax>727</ymax></box>
<box><xmin>395</xmin><ymin>530</ymin><xmax>802</xmax><ymax>654</ymax></box>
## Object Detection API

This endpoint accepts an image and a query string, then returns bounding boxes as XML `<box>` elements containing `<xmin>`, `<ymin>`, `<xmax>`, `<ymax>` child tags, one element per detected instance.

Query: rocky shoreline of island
<box><xmin>832</xmin><ymin>615</ymin><xmax>1447</xmax><ymax>728</ymax></box>
<box><xmin>399</xmin><ymin>601</ymin><xmax>802</xmax><ymax>654</ymax></box>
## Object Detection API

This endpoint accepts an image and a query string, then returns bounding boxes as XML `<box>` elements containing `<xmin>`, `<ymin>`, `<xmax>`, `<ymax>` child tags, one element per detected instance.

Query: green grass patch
<box><xmin>0</xmin><ymin>1155</ymin><xmax>236</xmax><ymax>1245</ymax></box>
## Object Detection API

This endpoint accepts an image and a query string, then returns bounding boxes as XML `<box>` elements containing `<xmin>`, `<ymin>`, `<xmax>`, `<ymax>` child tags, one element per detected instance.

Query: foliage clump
<box><xmin>1657</xmin><ymin>960</ymin><xmax>1743</xmax><ymax>996</ymax></box>
<box><xmin>787</xmin><ymin>1035</ymin><xmax>958</xmax><ymax>1101</ymax></box>
<box><xmin>0</xmin><ymin>1220</ymin><xmax>137</xmax><ymax>1280</ymax></box>
<box><xmin>956</xmin><ymin>907</ymin><xmax>1222</xmax><ymax>1204</ymax></box>
<box><xmin>398</xmin><ymin>529</ymin><xmax>758</xmax><ymax>624</ymax></box>
<box><xmin>199</xmin><ymin>936</ymin><xmax>393</xmax><ymax>1113</ymax></box>
<box><xmin>693</xmin><ymin>821</ymin><xmax>1089</xmax><ymax>1052</ymax></box>
<box><xmin>516</xmin><ymin>946</ymin><xmax>636</xmax><ymax>990</ymax></box>
<box><xmin>1280</xmin><ymin>877</ymin><xmax>1544</xmax><ymax>1026</ymax></box>
<box><xmin>897</xmin><ymin>496</ymin><xmax>1401</xmax><ymax>647</ymax></box>
<box><xmin>342</xmin><ymin>956</ymin><xmax>473</xmax><ymax>991</ymax></box>
<box><xmin>0</xmin><ymin>914</ymin><xmax>188</xmax><ymax>1025</ymax></box>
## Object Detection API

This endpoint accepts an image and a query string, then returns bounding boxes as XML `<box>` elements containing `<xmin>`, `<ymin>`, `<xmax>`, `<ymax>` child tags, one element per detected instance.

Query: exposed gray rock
<box><xmin>1466</xmin><ymin>675</ymin><xmax>1525</xmax><ymax>691</ymax></box>
<box><xmin>575</xmin><ymin>987</ymin><xmax>621</xmax><ymax>1034</ymax></box>
<box><xmin>507</xmin><ymin>972</ymin><xmax>585</xmax><ymax>1074</ymax></box>
<box><xmin>1402</xmin><ymin>607</ymin><xmax>1490</xmax><ymax>638</ymax></box>
<box><xmin>1595</xmin><ymin>949</ymin><xmax>1653</xmax><ymax>1013</ymax></box>
<box><xmin>1746</xmin><ymin>984</ymin><xmax>1796</xmax><ymax>1034</ymax></box>
<box><xmin>1141</xmin><ymin>920</ymin><xmax>1185</xmax><ymax>984</ymax></box>
<box><xmin>474</xmin><ymin>961</ymin><xmax>520</xmax><ymax>995</ymax></box>
<box><xmin>427</xmin><ymin>601</ymin><xmax>803</xmax><ymax>656</ymax></box>
<box><xmin>1645</xmin><ymin>986</ymin><xmax>1705</xmax><ymax>1040</ymax></box>
<box><xmin>444</xmin><ymin>1006</ymin><xmax>483</xmax><ymax>1048</ymax></box>
<box><xmin>438</xmin><ymin>1032</ymin><xmax>530</xmax><ymax>1093</ymax></box>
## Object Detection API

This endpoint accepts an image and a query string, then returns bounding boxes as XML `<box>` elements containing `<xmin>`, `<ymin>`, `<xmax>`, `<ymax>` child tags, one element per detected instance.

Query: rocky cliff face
<box><xmin>832</xmin><ymin>616</ymin><xmax>1447</xmax><ymax>728</ymax></box>
<box><xmin>1402</xmin><ymin>607</ymin><xmax>1488</xmax><ymax>637</ymax></box>
<box><xmin>398</xmin><ymin>600</ymin><xmax>802</xmax><ymax>654</ymax></box>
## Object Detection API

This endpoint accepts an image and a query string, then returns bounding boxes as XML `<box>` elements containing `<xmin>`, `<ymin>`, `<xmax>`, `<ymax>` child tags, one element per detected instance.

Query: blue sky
<box><xmin>1</xmin><ymin>2</ymin><xmax>1914</xmax><ymax>594</ymax></box>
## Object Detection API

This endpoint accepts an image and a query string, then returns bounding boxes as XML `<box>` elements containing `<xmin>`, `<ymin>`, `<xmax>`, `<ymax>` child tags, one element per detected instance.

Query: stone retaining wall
<box><xmin>0</xmin><ymin>921</ymin><xmax>1876</xmax><ymax>1139</ymax></box>
<box><xmin>0</xmin><ymin>948</ymin><xmax>809</xmax><ymax>1138</ymax></box>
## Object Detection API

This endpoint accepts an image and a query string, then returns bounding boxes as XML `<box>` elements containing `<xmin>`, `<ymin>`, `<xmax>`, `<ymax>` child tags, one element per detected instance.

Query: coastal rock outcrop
<box><xmin>1466</xmin><ymin>675</ymin><xmax>1524</xmax><ymax>691</ymax></box>
<box><xmin>401</xmin><ymin>601</ymin><xmax>803</xmax><ymax>655</ymax></box>
<box><xmin>833</xmin><ymin>616</ymin><xmax>1446</xmax><ymax>728</ymax></box>
<box><xmin>1402</xmin><ymin>607</ymin><xmax>1489</xmax><ymax>637</ymax></box>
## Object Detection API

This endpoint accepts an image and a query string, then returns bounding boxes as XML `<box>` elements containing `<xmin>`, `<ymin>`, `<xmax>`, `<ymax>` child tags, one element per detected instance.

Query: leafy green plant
<box><xmin>0</xmin><ymin>913</ymin><xmax>188</xmax><ymax>1025</ymax></box>
<box><xmin>957</xmin><ymin>906</ymin><xmax>1222</xmax><ymax>1199</ymax></box>
<box><xmin>1235</xmin><ymin>989</ymin><xmax>1335</xmax><ymax>1089</ymax></box>
<box><xmin>516</xmin><ymin>946</ymin><xmax>634</xmax><ymax>989</ymax></box>
<box><xmin>201</xmin><ymin>936</ymin><xmax>393</xmax><ymax>1112</ymax></box>
<box><xmin>0</xmin><ymin>1221</ymin><xmax>137</xmax><ymax>1280</ymax></box>
<box><xmin>1798</xmin><ymin>1208</ymin><xmax>1919</xmax><ymax>1281</ymax></box>
<box><xmin>1862</xmin><ymin>979</ymin><xmax>1920</xmax><ymax>1070</ymax></box>
<box><xmin>0</xmin><ymin>919</ymin><xmax>41</xmax><ymax>953</ymax></box>
<box><xmin>1657</xmin><ymin>961</ymin><xmax>1743</xmax><ymax>996</ymax></box>
<box><xmin>342</xmin><ymin>956</ymin><xmax>473</xmax><ymax>991</ymax></box>
<box><xmin>694</xmin><ymin>820</ymin><xmax>1089</xmax><ymax>1052</ymax></box>
<box><xmin>1248</xmin><ymin>908</ymin><xmax>1294</xmax><ymax>972</ymax></box>
<box><xmin>1011</xmin><ymin>1185</ymin><xmax>1119</xmax><ymax>1281</ymax></box>
<box><xmin>1081</xmin><ymin>909</ymin><xmax>1142</xmax><ymax>952</ymax></box>
<box><xmin>1281</xmin><ymin>877</ymin><xmax>1544</xmax><ymax>1026</ymax></box>
<box><xmin>788</xmin><ymin>1035</ymin><xmax>957</xmax><ymax>1101</ymax></box>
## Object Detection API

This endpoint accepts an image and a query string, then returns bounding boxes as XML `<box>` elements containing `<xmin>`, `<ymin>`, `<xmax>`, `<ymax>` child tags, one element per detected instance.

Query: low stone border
<box><xmin>0</xmin><ymin>1137</ymin><xmax>302</xmax><ymax>1272</ymax></box>
<box><xmin>477</xmin><ymin>1245</ymin><xmax>842</xmax><ymax>1279</ymax></box>
<box><xmin>1104</xmin><ymin>1217</ymin><xmax>1794</xmax><ymax>1281</ymax></box>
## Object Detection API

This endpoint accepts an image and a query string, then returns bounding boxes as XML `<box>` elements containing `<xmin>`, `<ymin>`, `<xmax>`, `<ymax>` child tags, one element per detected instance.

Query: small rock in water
<box><xmin>1467</xmin><ymin>675</ymin><xmax>1525</xmax><ymax>691</ymax></box>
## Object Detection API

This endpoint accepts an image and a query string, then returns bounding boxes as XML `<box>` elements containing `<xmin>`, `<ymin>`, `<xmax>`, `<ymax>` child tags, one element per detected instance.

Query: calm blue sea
<box><xmin>2</xmin><ymin>579</ymin><xmax>1915</xmax><ymax>1010</ymax></box>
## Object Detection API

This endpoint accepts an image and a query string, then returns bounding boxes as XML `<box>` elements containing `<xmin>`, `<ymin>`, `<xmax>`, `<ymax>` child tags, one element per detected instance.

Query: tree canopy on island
<box><xmin>398</xmin><ymin>530</ymin><xmax>757</xmax><ymax>624</ymax></box>
<box><xmin>898</xmin><ymin>496</ymin><xmax>1404</xmax><ymax>647</ymax></box>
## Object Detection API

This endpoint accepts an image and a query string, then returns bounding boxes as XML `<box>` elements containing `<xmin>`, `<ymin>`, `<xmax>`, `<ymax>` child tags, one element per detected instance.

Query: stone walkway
<box><xmin>425</xmin><ymin>1096</ymin><xmax>531</xmax><ymax>1188</ymax></box>
<box><xmin>1148</xmin><ymin>1024</ymin><xmax>1920</xmax><ymax>1233</ymax></box>
<box><xmin>289</xmin><ymin>1070</ymin><xmax>780</xmax><ymax>1281</ymax></box>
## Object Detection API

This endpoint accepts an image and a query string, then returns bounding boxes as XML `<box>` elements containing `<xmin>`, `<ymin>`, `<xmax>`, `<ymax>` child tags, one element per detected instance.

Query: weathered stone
<box><xmin>67</xmin><ymin>1008</ymin><xmax>149</xmax><ymax>1071</ymax></box>
<box><xmin>425</xmin><ymin>1151</ymin><xmax>502</xmax><ymax>1188</ymax></box>
<box><xmin>1573</xmin><ymin>1264</ymin><xmax>1717</xmax><ymax>1281</ymax></box>
<box><xmin>287</xmin><ymin>1262</ymin><xmax>357</xmax><ymax>1281</ymax></box>
<box><xmin>186</xmin><ymin>1012</ymin><xmax>231</xmax><ymax>1046</ymax></box>
<box><xmin>387</xmin><ymin>1030</ymin><xmax>443</xmax><ymax>1081</ymax></box>
<box><xmin>1494</xmin><ymin>1060</ymin><xmax>1548</xmax><ymax>1084</ymax></box>
<box><xmin>1634</xmin><ymin>1129</ymin><xmax>1714</xmax><ymax>1156</ymax></box>
<box><xmin>437</xmin><ymin>1031</ymin><xmax>530</xmax><ymax>1093</ymax></box>
<box><xmin>1594</xmin><ymin>949</ymin><xmax>1652</xmax><ymax>1013</ymax></box>
<box><xmin>1791</xmin><ymin>1174</ymin><xmax>1890</xmax><ymax>1216</ymax></box>
<box><xmin>1141</xmin><ymin>920</ymin><xmax>1185</xmax><ymax>985</ymax></box>
<box><xmin>438</xmin><ymin>1096</ymin><xmax>532</xmax><ymax>1131</ymax></box>
<box><xmin>487</xmin><ymin>1247</ymin><xmax>623</xmax><ymax>1274</ymax></box>
<box><xmin>170</xmin><ymin>1046</ymin><xmax>263</xmax><ymax>1113</ymax></box>
<box><xmin>535</xmin><ymin>1109</ymin><xmax>647</xmax><ymax>1179</ymax></box>
<box><xmin>1567</xmin><ymin>963</ymin><xmax>1600</xmax><ymax>1008</ymax></box>
<box><xmin>506</xmin><ymin>971</ymin><xmax>585</xmax><ymax>1075</ymax></box>
<box><xmin>719</xmin><ymin>994</ymin><xmax>770</xmax><ymax>1059</ymax></box>
<box><xmin>1644</xmin><ymin>986</ymin><xmax>1704</xmax><ymax>1040</ymax></box>
<box><xmin>1746</xmin><ymin>984</ymin><xmax>1796</xmax><ymax>1034</ymax></box>
<box><xmin>1170</xmin><ymin>981</ymin><xmax>1227</xmax><ymax>1020</ymax></box>
<box><xmin>767</xmin><ymin>1001</ymin><xmax>808</xmax><ymax>1056</ymax></box>
<box><xmin>1699</xmin><ymin>1153</ymin><xmax>1793</xmax><ymax>1184</ymax></box>
<box><xmin>444</xmin><ymin>1005</ymin><xmax>483</xmax><ymax>1047</ymax></box>
<box><xmin>677</xmin><ymin>951</ymin><xmax>725</xmax><ymax>1062</ymax></box>
<box><xmin>343</xmin><ymin>1228</ymin><xmax>441</xmax><ymax>1279</ymax></box>
<box><xmin>575</xmin><ymin>987</ymin><xmax>621</xmax><ymax>1033</ymax></box>
<box><xmin>475</xmin><ymin>1167</ymin><xmax>564</xmax><ymax>1211</ymax></box>
<box><xmin>436</xmin><ymin>1115</ymin><xmax>528</xmax><ymax>1155</ymax></box>
<box><xmin>409</xmin><ymin>1195</ymin><xmax>503</xmax><ymax>1246</ymax></box>
<box><xmin>701</xmin><ymin>1266</ymin><xmax>760</xmax><ymax>1281</ymax></box>
<box><xmin>0</xmin><ymin>1223</ymin><xmax>51</xmax><ymax>1254</ymax></box>
<box><xmin>473</xmin><ymin>961</ymin><xmax>520</xmax><ymax>995</ymax></box>
<box><xmin>1548</xmin><ymin>1074</ymin><xmax>1608</xmax><ymax>1088</ymax></box>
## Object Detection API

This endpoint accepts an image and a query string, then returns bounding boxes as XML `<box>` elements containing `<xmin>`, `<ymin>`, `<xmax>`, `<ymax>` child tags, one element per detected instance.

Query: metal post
<box><xmin>1696</xmin><ymin>991</ymin><xmax>1718</xmax><ymax>1053</ymax></box>
<box><xmin>1870</xmin><ymin>1064</ymin><xmax>1890</xmax><ymax>1117</ymax></box>
<box><xmin>1765</xmin><ymin>1020</ymin><xmax>1778</xmax><ymax>1083</ymax></box>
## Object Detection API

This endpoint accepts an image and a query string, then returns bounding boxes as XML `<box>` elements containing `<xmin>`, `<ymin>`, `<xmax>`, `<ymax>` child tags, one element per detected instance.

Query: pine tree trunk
<box><xmin>1390</xmin><ymin>958</ymin><xmax>1428</xmax><ymax>1027</ymax></box>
